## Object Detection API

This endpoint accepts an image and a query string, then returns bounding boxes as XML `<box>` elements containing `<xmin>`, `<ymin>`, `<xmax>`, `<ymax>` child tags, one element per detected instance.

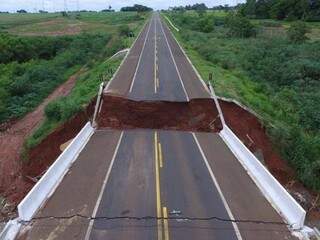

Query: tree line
<box><xmin>240</xmin><ymin>0</ymin><xmax>320</xmax><ymax>21</ymax></box>
<box><xmin>120</xmin><ymin>4</ymin><xmax>153</xmax><ymax>12</ymax></box>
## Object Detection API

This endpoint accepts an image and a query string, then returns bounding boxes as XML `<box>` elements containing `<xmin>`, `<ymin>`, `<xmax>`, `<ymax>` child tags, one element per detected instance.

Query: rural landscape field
<box><xmin>1</xmin><ymin>1</ymin><xmax>320</xmax><ymax>239</ymax></box>
<box><xmin>0</xmin><ymin>8</ymin><xmax>148</xmax><ymax>222</ymax></box>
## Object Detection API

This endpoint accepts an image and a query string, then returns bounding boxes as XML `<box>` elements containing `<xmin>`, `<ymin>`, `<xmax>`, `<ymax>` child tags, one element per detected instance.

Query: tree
<box><xmin>121</xmin><ymin>4</ymin><xmax>152</xmax><ymax>12</ymax></box>
<box><xmin>287</xmin><ymin>21</ymin><xmax>310</xmax><ymax>43</ymax></box>
<box><xmin>17</xmin><ymin>9</ymin><xmax>27</xmax><ymax>13</ymax></box>
<box><xmin>225</xmin><ymin>13</ymin><xmax>256</xmax><ymax>38</ymax></box>
<box><xmin>198</xmin><ymin>16</ymin><xmax>214</xmax><ymax>33</ymax></box>
<box><xmin>244</xmin><ymin>0</ymin><xmax>256</xmax><ymax>16</ymax></box>
<box><xmin>240</xmin><ymin>0</ymin><xmax>317</xmax><ymax>20</ymax></box>
<box><xmin>119</xmin><ymin>25</ymin><xmax>131</xmax><ymax>37</ymax></box>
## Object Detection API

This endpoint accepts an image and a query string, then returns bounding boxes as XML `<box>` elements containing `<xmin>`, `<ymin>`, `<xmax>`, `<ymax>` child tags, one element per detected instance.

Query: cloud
<box><xmin>1</xmin><ymin>0</ymin><xmax>245</xmax><ymax>12</ymax></box>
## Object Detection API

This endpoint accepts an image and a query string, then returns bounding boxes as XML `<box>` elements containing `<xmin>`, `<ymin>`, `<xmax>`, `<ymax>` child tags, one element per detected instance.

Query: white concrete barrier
<box><xmin>18</xmin><ymin>122</ymin><xmax>94</xmax><ymax>221</ymax></box>
<box><xmin>0</xmin><ymin>220</ymin><xmax>21</xmax><ymax>240</ymax></box>
<box><xmin>163</xmin><ymin>15</ymin><xmax>180</xmax><ymax>32</ymax></box>
<box><xmin>220</xmin><ymin>124</ymin><xmax>306</xmax><ymax>230</ymax></box>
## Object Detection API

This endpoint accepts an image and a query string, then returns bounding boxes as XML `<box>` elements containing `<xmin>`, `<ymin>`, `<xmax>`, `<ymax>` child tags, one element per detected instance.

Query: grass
<box><xmin>25</xmin><ymin>57</ymin><xmax>122</xmax><ymax>149</ymax></box>
<box><xmin>23</xmin><ymin>12</ymin><xmax>147</xmax><ymax>152</ymax></box>
<box><xmin>167</xmin><ymin>25</ymin><xmax>276</xmax><ymax>125</ymax></box>
<box><xmin>0</xmin><ymin>13</ymin><xmax>60</xmax><ymax>29</ymax></box>
<box><xmin>0</xmin><ymin>12</ymin><xmax>147</xmax><ymax>36</ymax></box>
<box><xmin>162</xmin><ymin>11</ymin><xmax>320</xmax><ymax>191</ymax></box>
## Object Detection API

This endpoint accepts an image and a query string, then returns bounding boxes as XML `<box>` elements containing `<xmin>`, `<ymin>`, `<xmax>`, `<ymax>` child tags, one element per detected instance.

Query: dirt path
<box><xmin>0</xmin><ymin>70</ymin><xmax>82</xmax><ymax>218</ymax></box>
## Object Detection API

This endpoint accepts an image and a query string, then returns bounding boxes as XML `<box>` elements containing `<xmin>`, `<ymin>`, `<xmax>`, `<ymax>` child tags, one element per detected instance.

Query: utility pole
<box><xmin>64</xmin><ymin>0</ymin><xmax>68</xmax><ymax>12</ymax></box>
<box><xmin>42</xmin><ymin>0</ymin><xmax>45</xmax><ymax>12</ymax></box>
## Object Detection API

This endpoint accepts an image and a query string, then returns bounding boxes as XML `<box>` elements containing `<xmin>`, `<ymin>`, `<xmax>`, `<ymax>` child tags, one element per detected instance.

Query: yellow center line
<box><xmin>158</xmin><ymin>142</ymin><xmax>163</xmax><ymax>168</ymax></box>
<box><xmin>154</xmin><ymin>131</ymin><xmax>163</xmax><ymax>240</ymax></box>
<box><xmin>163</xmin><ymin>207</ymin><xmax>170</xmax><ymax>240</ymax></box>
<box><xmin>154</xmin><ymin>19</ymin><xmax>158</xmax><ymax>94</ymax></box>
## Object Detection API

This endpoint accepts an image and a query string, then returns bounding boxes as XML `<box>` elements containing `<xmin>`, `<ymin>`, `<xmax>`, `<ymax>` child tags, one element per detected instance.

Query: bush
<box><xmin>287</xmin><ymin>21</ymin><xmax>310</xmax><ymax>43</ymax></box>
<box><xmin>0</xmin><ymin>33</ymin><xmax>112</xmax><ymax>122</ymax></box>
<box><xmin>119</xmin><ymin>25</ymin><xmax>131</xmax><ymax>36</ymax></box>
<box><xmin>167</xmin><ymin>11</ymin><xmax>320</xmax><ymax>191</ymax></box>
<box><xmin>45</xmin><ymin>98</ymin><xmax>82</xmax><ymax>122</ymax></box>
<box><xmin>198</xmin><ymin>16</ymin><xmax>214</xmax><ymax>33</ymax></box>
<box><xmin>225</xmin><ymin>13</ymin><xmax>256</xmax><ymax>38</ymax></box>
<box><xmin>45</xmin><ymin>101</ymin><xmax>62</xmax><ymax>121</ymax></box>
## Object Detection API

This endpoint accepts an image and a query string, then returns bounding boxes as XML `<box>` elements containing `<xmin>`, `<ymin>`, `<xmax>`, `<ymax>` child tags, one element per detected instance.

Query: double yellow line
<box><xmin>154</xmin><ymin>131</ymin><xmax>169</xmax><ymax>240</ymax></box>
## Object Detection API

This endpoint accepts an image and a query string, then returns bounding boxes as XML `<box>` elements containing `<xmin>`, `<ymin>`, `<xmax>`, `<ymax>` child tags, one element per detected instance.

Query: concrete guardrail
<box><xmin>18</xmin><ymin>122</ymin><xmax>94</xmax><ymax>221</ymax></box>
<box><xmin>220</xmin><ymin>124</ymin><xmax>306</xmax><ymax>230</ymax></box>
<box><xmin>0</xmin><ymin>220</ymin><xmax>21</xmax><ymax>240</ymax></box>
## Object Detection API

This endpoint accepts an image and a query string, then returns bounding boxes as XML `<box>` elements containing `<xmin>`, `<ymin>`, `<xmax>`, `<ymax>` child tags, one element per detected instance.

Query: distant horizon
<box><xmin>0</xmin><ymin>0</ymin><xmax>245</xmax><ymax>13</ymax></box>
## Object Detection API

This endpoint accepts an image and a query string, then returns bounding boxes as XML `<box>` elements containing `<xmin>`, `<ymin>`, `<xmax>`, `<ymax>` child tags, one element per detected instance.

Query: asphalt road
<box><xmin>105</xmin><ymin>13</ymin><xmax>210</xmax><ymax>101</ymax></box>
<box><xmin>17</xmin><ymin>13</ymin><xmax>297</xmax><ymax>240</ymax></box>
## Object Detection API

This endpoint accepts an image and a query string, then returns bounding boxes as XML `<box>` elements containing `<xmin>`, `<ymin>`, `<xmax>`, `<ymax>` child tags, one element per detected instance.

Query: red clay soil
<box><xmin>97</xmin><ymin>95</ymin><xmax>222</xmax><ymax>132</ymax></box>
<box><xmin>220</xmin><ymin>100</ymin><xmax>320</xmax><ymax>225</ymax></box>
<box><xmin>0</xmin><ymin>71</ymin><xmax>83</xmax><ymax>221</ymax></box>
<box><xmin>22</xmin><ymin>101</ymin><xmax>95</xmax><ymax>177</ymax></box>
<box><xmin>1</xmin><ymin>86</ymin><xmax>319</xmax><ymax>226</ymax></box>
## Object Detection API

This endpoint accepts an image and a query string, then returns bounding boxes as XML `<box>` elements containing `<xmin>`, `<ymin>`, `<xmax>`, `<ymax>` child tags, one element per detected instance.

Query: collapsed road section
<box><xmin>97</xmin><ymin>96</ymin><xmax>222</xmax><ymax>132</ymax></box>
<box><xmin>1</xmin><ymin>12</ymin><xmax>310</xmax><ymax>240</ymax></box>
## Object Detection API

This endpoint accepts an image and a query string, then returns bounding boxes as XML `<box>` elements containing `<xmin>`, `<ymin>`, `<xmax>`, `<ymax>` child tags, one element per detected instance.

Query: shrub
<box><xmin>119</xmin><ymin>25</ymin><xmax>131</xmax><ymax>36</ymax></box>
<box><xmin>198</xmin><ymin>16</ymin><xmax>214</xmax><ymax>33</ymax></box>
<box><xmin>287</xmin><ymin>21</ymin><xmax>310</xmax><ymax>43</ymax></box>
<box><xmin>45</xmin><ymin>101</ymin><xmax>62</xmax><ymax>121</ymax></box>
<box><xmin>225</xmin><ymin>13</ymin><xmax>256</xmax><ymax>38</ymax></box>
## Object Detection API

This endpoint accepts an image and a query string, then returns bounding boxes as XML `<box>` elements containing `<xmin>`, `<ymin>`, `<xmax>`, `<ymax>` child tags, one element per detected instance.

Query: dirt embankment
<box><xmin>97</xmin><ymin>95</ymin><xmax>222</xmax><ymax>132</ymax></box>
<box><xmin>22</xmin><ymin>102</ymin><xmax>95</xmax><ymax>178</ymax></box>
<box><xmin>220</xmin><ymin>100</ymin><xmax>320</xmax><ymax>225</ymax></box>
<box><xmin>1</xmin><ymin>92</ymin><xmax>319</xmax><ymax>225</ymax></box>
<box><xmin>0</xmin><ymin>71</ymin><xmax>83</xmax><ymax>221</ymax></box>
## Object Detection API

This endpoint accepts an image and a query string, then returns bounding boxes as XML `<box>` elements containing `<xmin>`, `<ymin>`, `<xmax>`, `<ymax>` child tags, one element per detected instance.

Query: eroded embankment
<box><xmin>220</xmin><ymin>100</ymin><xmax>320</xmax><ymax>224</ymax></box>
<box><xmin>97</xmin><ymin>95</ymin><xmax>222</xmax><ymax>132</ymax></box>
<box><xmin>0</xmin><ymin>100</ymin><xmax>95</xmax><ymax>213</ymax></box>
<box><xmin>3</xmin><ymin>94</ymin><xmax>318</xmax><ymax>225</ymax></box>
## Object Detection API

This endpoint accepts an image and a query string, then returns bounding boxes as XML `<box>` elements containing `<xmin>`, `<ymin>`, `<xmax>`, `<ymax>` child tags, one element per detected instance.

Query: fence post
<box><xmin>208</xmin><ymin>81</ymin><xmax>226</xmax><ymax>127</ymax></box>
<box><xmin>92</xmin><ymin>82</ymin><xmax>105</xmax><ymax>128</ymax></box>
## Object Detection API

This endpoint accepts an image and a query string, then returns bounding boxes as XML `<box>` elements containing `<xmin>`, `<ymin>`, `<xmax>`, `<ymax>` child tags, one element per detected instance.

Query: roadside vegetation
<box><xmin>163</xmin><ymin>8</ymin><xmax>320</xmax><ymax>191</ymax></box>
<box><xmin>0</xmin><ymin>11</ymin><xmax>148</xmax><ymax>151</ymax></box>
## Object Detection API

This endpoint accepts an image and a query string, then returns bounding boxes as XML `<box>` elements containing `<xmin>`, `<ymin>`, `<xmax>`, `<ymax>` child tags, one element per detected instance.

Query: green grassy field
<box><xmin>0</xmin><ymin>12</ymin><xmax>146</xmax><ymax>36</ymax></box>
<box><xmin>23</xmin><ymin>12</ymin><xmax>148</xmax><ymax>152</ymax></box>
<box><xmin>0</xmin><ymin>12</ymin><xmax>148</xmax><ymax>154</ymax></box>
<box><xmin>163</xmin><ymin>11</ymin><xmax>320</xmax><ymax>191</ymax></box>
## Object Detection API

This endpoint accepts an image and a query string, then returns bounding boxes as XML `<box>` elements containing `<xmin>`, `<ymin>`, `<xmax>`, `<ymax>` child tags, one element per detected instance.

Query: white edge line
<box><xmin>154</xmin><ymin>16</ymin><xmax>157</xmax><ymax>94</ymax></box>
<box><xmin>129</xmin><ymin>18</ymin><xmax>153</xmax><ymax>92</ymax></box>
<box><xmin>84</xmin><ymin>131</ymin><xmax>124</xmax><ymax>240</ymax></box>
<box><xmin>105</xmin><ymin>18</ymin><xmax>149</xmax><ymax>92</ymax></box>
<box><xmin>158</xmin><ymin>17</ymin><xmax>190</xmax><ymax>102</ymax></box>
<box><xmin>192</xmin><ymin>133</ymin><xmax>243</xmax><ymax>240</ymax></box>
<box><xmin>162</xmin><ymin>14</ymin><xmax>210</xmax><ymax>94</ymax></box>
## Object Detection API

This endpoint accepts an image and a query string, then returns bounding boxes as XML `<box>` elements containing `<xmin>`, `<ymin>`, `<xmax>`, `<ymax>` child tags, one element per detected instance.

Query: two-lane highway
<box><xmin>17</xmin><ymin>13</ymin><xmax>297</xmax><ymax>240</ymax></box>
<box><xmin>106</xmin><ymin>13</ymin><xmax>206</xmax><ymax>101</ymax></box>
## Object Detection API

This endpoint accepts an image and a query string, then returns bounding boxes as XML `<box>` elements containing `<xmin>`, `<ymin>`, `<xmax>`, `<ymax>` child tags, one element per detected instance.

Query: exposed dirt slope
<box><xmin>1</xmin><ymin>91</ymin><xmax>318</xmax><ymax>226</ymax></box>
<box><xmin>97</xmin><ymin>95</ymin><xmax>222</xmax><ymax>132</ymax></box>
<box><xmin>0</xmin><ymin>71</ymin><xmax>81</xmax><ymax>220</ymax></box>
<box><xmin>220</xmin><ymin>100</ymin><xmax>320</xmax><ymax>226</ymax></box>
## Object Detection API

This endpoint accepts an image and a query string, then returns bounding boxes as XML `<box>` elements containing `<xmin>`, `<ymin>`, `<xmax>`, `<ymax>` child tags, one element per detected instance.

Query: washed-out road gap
<box><xmin>16</xmin><ymin>13</ymin><xmax>297</xmax><ymax>240</ymax></box>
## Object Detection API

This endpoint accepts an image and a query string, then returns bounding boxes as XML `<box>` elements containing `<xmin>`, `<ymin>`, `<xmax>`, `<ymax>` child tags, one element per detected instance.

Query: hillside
<box><xmin>163</xmin><ymin>10</ymin><xmax>320</xmax><ymax>225</ymax></box>
<box><xmin>0</xmin><ymin>11</ymin><xmax>148</xmax><ymax>221</ymax></box>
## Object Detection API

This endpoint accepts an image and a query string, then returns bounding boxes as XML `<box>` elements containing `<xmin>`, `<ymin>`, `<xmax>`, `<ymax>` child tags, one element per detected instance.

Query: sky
<box><xmin>0</xmin><ymin>0</ymin><xmax>245</xmax><ymax>13</ymax></box>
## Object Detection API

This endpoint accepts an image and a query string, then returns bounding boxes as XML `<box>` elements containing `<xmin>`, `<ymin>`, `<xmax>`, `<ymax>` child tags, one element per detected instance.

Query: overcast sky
<box><xmin>0</xmin><ymin>0</ymin><xmax>245</xmax><ymax>13</ymax></box>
